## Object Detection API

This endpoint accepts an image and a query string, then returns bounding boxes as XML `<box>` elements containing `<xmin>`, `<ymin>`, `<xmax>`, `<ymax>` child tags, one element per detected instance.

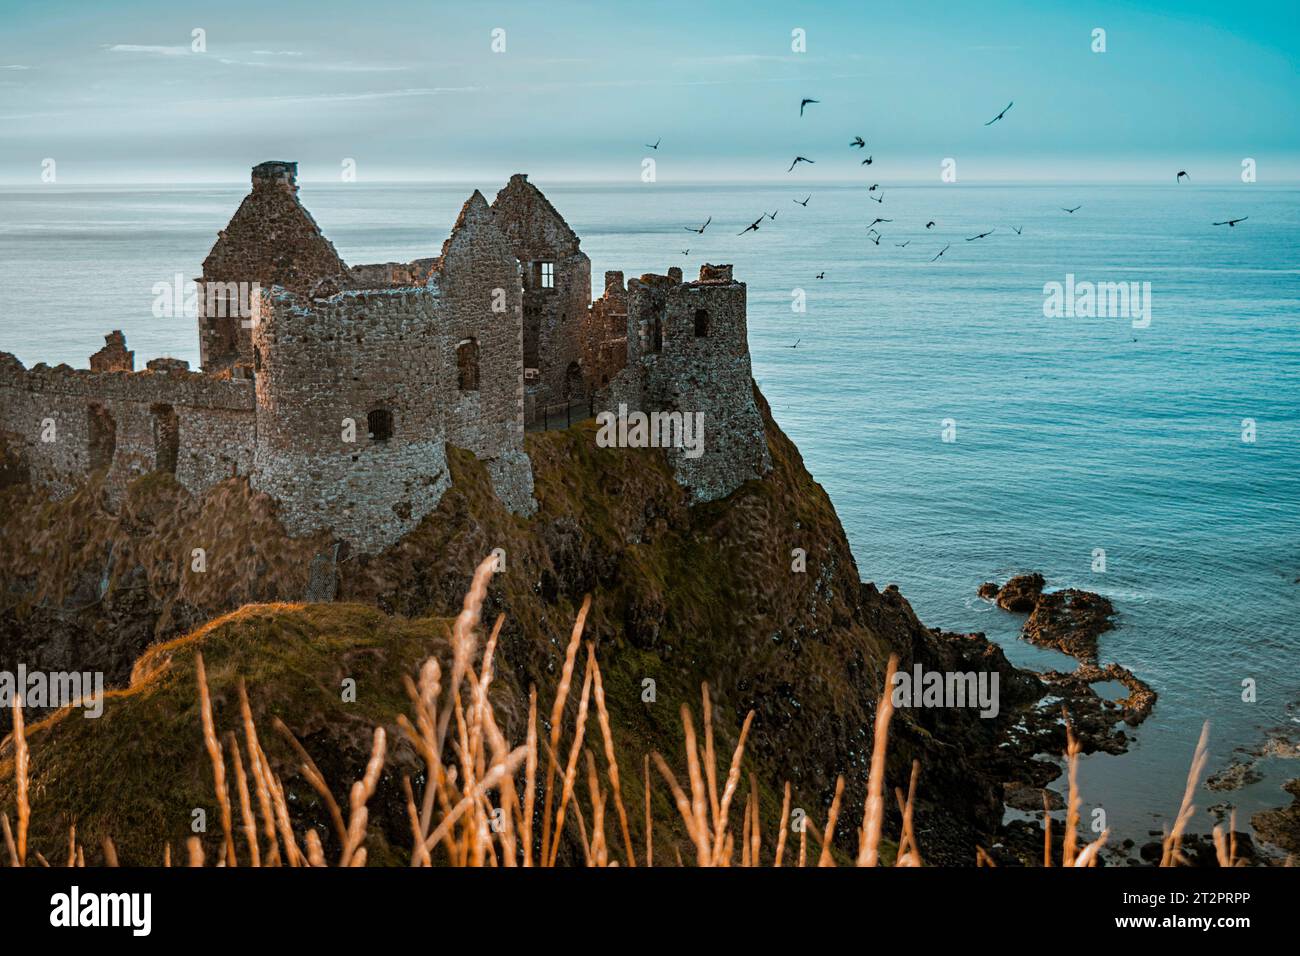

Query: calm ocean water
<box><xmin>1</xmin><ymin>181</ymin><xmax>1297</xmax><ymax>847</ymax></box>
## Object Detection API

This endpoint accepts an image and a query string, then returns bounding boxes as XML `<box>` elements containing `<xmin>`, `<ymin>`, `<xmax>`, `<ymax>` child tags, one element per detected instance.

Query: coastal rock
<box><xmin>1022</xmin><ymin>587</ymin><xmax>1114</xmax><ymax>663</ymax></box>
<box><xmin>1003</xmin><ymin>782</ymin><xmax>1064</xmax><ymax>812</ymax></box>
<box><xmin>977</xmin><ymin>581</ymin><xmax>1000</xmax><ymax>600</ymax></box>
<box><xmin>1252</xmin><ymin>778</ymin><xmax>1300</xmax><ymax>855</ymax></box>
<box><xmin>993</xmin><ymin>573</ymin><xmax>1045</xmax><ymax>612</ymax></box>
<box><xmin>1207</xmin><ymin>760</ymin><xmax>1264</xmax><ymax>792</ymax></box>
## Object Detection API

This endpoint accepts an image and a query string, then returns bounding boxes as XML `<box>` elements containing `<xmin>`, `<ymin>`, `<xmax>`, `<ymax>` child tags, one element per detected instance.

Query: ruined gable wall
<box><xmin>489</xmin><ymin>175</ymin><xmax>591</xmax><ymax>414</ymax></box>
<box><xmin>249</xmin><ymin>286</ymin><xmax>450</xmax><ymax>552</ymax></box>
<box><xmin>199</xmin><ymin>166</ymin><xmax>347</xmax><ymax>372</ymax></box>
<box><xmin>437</xmin><ymin>192</ymin><xmax>533</xmax><ymax>515</ymax></box>
<box><xmin>0</xmin><ymin>351</ymin><xmax>255</xmax><ymax>502</ymax></box>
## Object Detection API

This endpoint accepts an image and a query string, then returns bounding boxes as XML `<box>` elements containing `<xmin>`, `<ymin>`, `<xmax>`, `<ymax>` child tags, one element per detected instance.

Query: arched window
<box><xmin>694</xmin><ymin>309</ymin><xmax>709</xmax><ymax>338</ymax></box>
<box><xmin>457</xmin><ymin>338</ymin><xmax>479</xmax><ymax>391</ymax></box>
<box><xmin>367</xmin><ymin>408</ymin><xmax>393</xmax><ymax>442</ymax></box>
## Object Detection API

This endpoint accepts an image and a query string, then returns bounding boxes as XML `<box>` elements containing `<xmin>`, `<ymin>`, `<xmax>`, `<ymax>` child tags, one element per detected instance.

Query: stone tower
<box><xmin>198</xmin><ymin>162</ymin><xmax>346</xmax><ymax>372</ymax></box>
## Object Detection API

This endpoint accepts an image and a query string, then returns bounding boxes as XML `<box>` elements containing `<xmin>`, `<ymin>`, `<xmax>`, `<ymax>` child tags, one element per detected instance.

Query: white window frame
<box><xmin>540</xmin><ymin>261</ymin><xmax>555</xmax><ymax>289</ymax></box>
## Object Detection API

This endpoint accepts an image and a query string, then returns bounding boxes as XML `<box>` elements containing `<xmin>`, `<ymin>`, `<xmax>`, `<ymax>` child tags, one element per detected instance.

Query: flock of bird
<box><xmin>649</xmin><ymin>96</ymin><xmax>1250</xmax><ymax>278</ymax></box>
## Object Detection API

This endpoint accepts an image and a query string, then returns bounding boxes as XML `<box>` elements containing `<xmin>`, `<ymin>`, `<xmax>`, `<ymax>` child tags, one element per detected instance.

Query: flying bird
<box><xmin>800</xmin><ymin>98</ymin><xmax>819</xmax><ymax>116</ymax></box>
<box><xmin>925</xmin><ymin>221</ymin><xmax>936</xmax><ymax>229</ymax></box>
<box><xmin>868</xmin><ymin>217</ymin><xmax>893</xmax><ymax>228</ymax></box>
<box><xmin>930</xmin><ymin>244</ymin><xmax>951</xmax><ymax>262</ymax></box>
<box><xmin>794</xmin><ymin>195</ymin><xmax>811</xmax><ymax>207</ymax></box>
<box><xmin>1177</xmin><ymin>170</ymin><xmax>1190</xmax><ymax>182</ymax></box>
<box><xmin>867</xmin><ymin>183</ymin><xmax>881</xmax><ymax>192</ymax></box>
<box><xmin>738</xmin><ymin>216</ymin><xmax>764</xmax><ymax>235</ymax></box>
<box><xmin>984</xmin><ymin>101</ymin><xmax>1014</xmax><ymax>126</ymax></box>
<box><xmin>1062</xmin><ymin>205</ymin><xmax>1082</xmax><ymax>214</ymax></box>
<box><xmin>895</xmin><ymin>240</ymin><xmax>911</xmax><ymax>248</ymax></box>
<box><xmin>784</xmin><ymin>338</ymin><xmax>802</xmax><ymax>348</ymax></box>
<box><xmin>1213</xmin><ymin>216</ymin><xmax>1248</xmax><ymax>227</ymax></box>
<box><xmin>646</xmin><ymin>138</ymin><xmax>661</xmax><ymax>150</ymax></box>
<box><xmin>684</xmin><ymin>216</ymin><xmax>711</xmax><ymax>234</ymax></box>
<box><xmin>868</xmin><ymin>192</ymin><xmax>884</xmax><ymax>204</ymax></box>
<box><xmin>966</xmin><ymin>228</ymin><xmax>995</xmax><ymax>241</ymax></box>
<box><xmin>815</xmin><ymin>272</ymin><xmax>825</xmax><ymax>279</ymax></box>
<box><xmin>681</xmin><ymin>249</ymin><xmax>690</xmax><ymax>256</ymax></box>
<box><xmin>850</xmin><ymin>136</ymin><xmax>866</xmax><ymax>148</ymax></box>
<box><xmin>788</xmin><ymin>156</ymin><xmax>815</xmax><ymax>171</ymax></box>
<box><xmin>860</xmin><ymin>155</ymin><xmax>874</xmax><ymax>166</ymax></box>
<box><xmin>767</xmin><ymin>210</ymin><xmax>779</xmax><ymax>220</ymax></box>
<box><xmin>868</xmin><ymin>233</ymin><xmax>881</xmax><ymax>246</ymax></box>
<box><xmin>1011</xmin><ymin>226</ymin><xmax>1023</xmax><ymax>235</ymax></box>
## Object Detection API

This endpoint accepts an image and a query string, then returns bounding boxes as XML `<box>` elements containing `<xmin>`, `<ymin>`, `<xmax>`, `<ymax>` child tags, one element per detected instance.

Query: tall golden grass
<box><xmin>0</xmin><ymin>554</ymin><xmax>1245</xmax><ymax>867</ymax></box>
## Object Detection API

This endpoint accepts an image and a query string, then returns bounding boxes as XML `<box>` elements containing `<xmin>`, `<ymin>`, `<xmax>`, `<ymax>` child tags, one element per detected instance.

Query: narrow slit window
<box><xmin>367</xmin><ymin>408</ymin><xmax>393</xmax><ymax>442</ymax></box>
<box><xmin>540</xmin><ymin>262</ymin><xmax>555</xmax><ymax>289</ymax></box>
<box><xmin>457</xmin><ymin>338</ymin><xmax>480</xmax><ymax>391</ymax></box>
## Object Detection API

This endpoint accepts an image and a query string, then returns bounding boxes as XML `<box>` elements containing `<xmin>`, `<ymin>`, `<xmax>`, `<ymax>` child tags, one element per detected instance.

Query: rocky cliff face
<box><xmin>0</xmin><ymin>384</ymin><xmax>1054</xmax><ymax>864</ymax></box>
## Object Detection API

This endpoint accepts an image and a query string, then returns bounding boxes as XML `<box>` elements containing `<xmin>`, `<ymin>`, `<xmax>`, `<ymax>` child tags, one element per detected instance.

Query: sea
<box><xmin>1</xmin><ymin>180</ymin><xmax>1297</xmax><ymax>851</ymax></box>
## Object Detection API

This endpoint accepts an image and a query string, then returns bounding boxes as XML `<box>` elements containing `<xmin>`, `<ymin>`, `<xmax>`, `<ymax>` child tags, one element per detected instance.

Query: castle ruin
<box><xmin>0</xmin><ymin>162</ymin><xmax>772</xmax><ymax>551</ymax></box>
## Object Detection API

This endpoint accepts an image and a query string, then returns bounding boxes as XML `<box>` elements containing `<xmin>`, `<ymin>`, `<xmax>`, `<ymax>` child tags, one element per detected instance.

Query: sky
<box><xmin>0</xmin><ymin>0</ymin><xmax>1297</xmax><ymax>184</ymax></box>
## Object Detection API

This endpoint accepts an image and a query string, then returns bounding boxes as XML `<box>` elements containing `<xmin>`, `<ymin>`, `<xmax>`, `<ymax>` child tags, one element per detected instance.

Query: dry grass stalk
<box><xmin>1</xmin><ymin>812</ymin><xmax>17</xmax><ymax>867</ymax></box>
<box><xmin>894</xmin><ymin>760</ymin><xmax>922</xmax><ymax>866</ymax></box>
<box><xmin>702</xmin><ymin>684</ymin><xmax>721</xmax><ymax>832</ymax></box>
<box><xmin>272</xmin><ymin>717</ymin><xmax>346</xmax><ymax>848</ymax></box>
<box><xmin>857</xmin><ymin>654</ymin><xmax>899</xmax><ymax>867</ymax></box>
<box><xmin>708</xmin><ymin>709</ymin><xmax>755</xmax><ymax>863</ymax></box>
<box><xmin>522</xmin><ymin>686</ymin><xmax>538</xmax><ymax>867</ymax></box>
<box><xmin>652</xmin><ymin>751</ymin><xmax>708</xmax><ymax>865</ymax></box>
<box><xmin>237</xmin><ymin>679</ymin><xmax>281</xmax><ymax>866</ymax></box>
<box><xmin>1074</xmin><ymin>830</ymin><xmax>1109</xmax><ymax>867</ymax></box>
<box><xmin>591</xmin><ymin>655</ymin><xmax>636</xmax><ymax>866</ymax></box>
<box><xmin>643</xmin><ymin>753</ymin><xmax>653</xmax><ymax>867</ymax></box>
<box><xmin>975</xmin><ymin>845</ymin><xmax>996</xmax><ymax>867</ymax></box>
<box><xmin>540</xmin><ymin>593</ymin><xmax>591</xmax><ymax>867</ymax></box>
<box><xmin>548</xmin><ymin>652</ymin><xmax>596</xmax><ymax>867</ymax></box>
<box><xmin>102</xmin><ymin>837</ymin><xmax>119</xmax><ymax>867</ymax></box>
<box><xmin>818</xmin><ymin>775</ymin><xmax>846</xmax><ymax>867</ymax></box>
<box><xmin>774</xmin><ymin>781</ymin><xmax>792</xmax><ymax>867</ymax></box>
<box><xmin>798</xmin><ymin>823</ymin><xmax>807</xmax><ymax>867</ymax></box>
<box><xmin>749</xmin><ymin>772</ymin><xmax>761</xmax><ymax>866</ymax></box>
<box><xmin>1162</xmin><ymin>721</ymin><xmax>1210</xmax><ymax>867</ymax></box>
<box><xmin>186</xmin><ymin>836</ymin><xmax>204</xmax><ymax>867</ymax></box>
<box><xmin>194</xmin><ymin>653</ymin><xmax>237</xmax><ymax>866</ymax></box>
<box><xmin>225</xmin><ymin>732</ymin><xmax>259</xmax><ymax>867</ymax></box>
<box><xmin>304</xmin><ymin>829</ymin><xmax>326</xmax><ymax>867</ymax></box>
<box><xmin>422</xmin><ymin>746</ymin><xmax>528</xmax><ymax>854</ymax></box>
<box><xmin>12</xmin><ymin>695</ymin><xmax>29</xmax><ymax>866</ymax></box>
<box><xmin>338</xmin><ymin>727</ymin><xmax>386</xmax><ymax>867</ymax></box>
<box><xmin>67</xmin><ymin>823</ymin><xmax>75</xmax><ymax>868</ymax></box>
<box><xmin>1063</xmin><ymin>714</ymin><xmax>1082</xmax><ymax>866</ymax></box>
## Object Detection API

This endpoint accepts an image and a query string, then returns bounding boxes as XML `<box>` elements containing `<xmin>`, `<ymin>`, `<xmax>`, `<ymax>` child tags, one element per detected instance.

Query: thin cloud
<box><xmin>105</xmin><ymin>44</ymin><xmax>192</xmax><ymax>56</ymax></box>
<box><xmin>1</xmin><ymin>64</ymin><xmax>32</xmax><ymax>70</ymax></box>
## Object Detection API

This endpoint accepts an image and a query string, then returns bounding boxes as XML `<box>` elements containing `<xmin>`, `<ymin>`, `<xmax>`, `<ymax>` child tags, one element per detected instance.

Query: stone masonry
<box><xmin>0</xmin><ymin>162</ymin><xmax>771</xmax><ymax>552</ymax></box>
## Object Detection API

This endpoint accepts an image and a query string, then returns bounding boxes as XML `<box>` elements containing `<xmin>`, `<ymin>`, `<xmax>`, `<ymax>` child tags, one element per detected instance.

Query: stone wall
<box><xmin>0</xmin><ymin>348</ymin><xmax>255</xmax><ymax>502</ymax></box>
<box><xmin>585</xmin><ymin>271</ymin><xmax>630</xmax><ymax>395</ymax></box>
<box><xmin>607</xmin><ymin>264</ymin><xmax>772</xmax><ymax>502</ymax></box>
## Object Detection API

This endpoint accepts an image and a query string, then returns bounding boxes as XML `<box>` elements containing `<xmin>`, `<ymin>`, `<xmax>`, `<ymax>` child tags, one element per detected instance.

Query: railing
<box><xmin>526</xmin><ymin>396</ymin><xmax>596</xmax><ymax>432</ymax></box>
